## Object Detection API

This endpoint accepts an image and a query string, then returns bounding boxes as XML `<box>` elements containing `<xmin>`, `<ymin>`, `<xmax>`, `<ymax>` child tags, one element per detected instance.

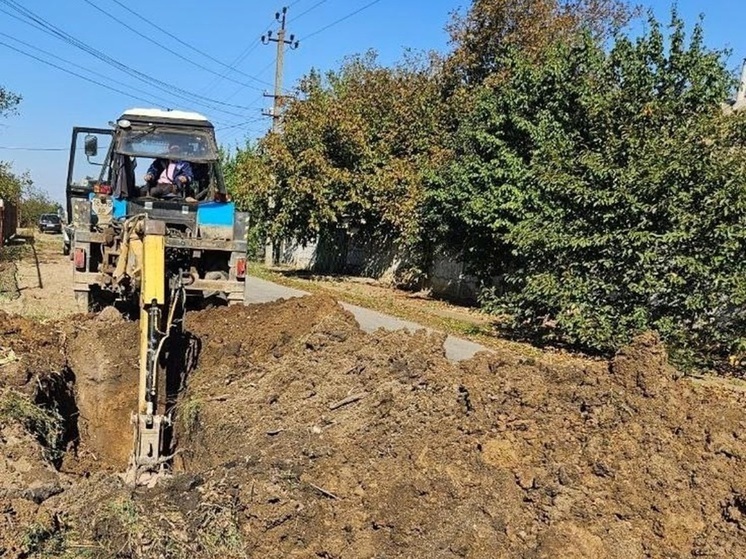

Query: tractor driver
<box><xmin>143</xmin><ymin>144</ymin><xmax>194</xmax><ymax>198</ymax></box>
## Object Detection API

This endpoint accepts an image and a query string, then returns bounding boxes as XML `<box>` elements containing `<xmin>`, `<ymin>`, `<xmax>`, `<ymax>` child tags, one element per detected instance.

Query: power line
<box><xmin>0</xmin><ymin>39</ymin><xmax>164</xmax><ymax>107</ymax></box>
<box><xmin>0</xmin><ymin>1</ymin><xmax>245</xmax><ymax>116</ymax></box>
<box><xmin>108</xmin><ymin>0</ymin><xmax>274</xmax><ymax>89</ymax></box>
<box><xmin>0</xmin><ymin>146</ymin><xmax>68</xmax><ymax>151</ymax></box>
<box><xmin>202</xmin><ymin>23</ymin><xmax>283</xmax><ymax>97</ymax></box>
<box><xmin>302</xmin><ymin>0</ymin><xmax>383</xmax><ymax>41</ymax></box>
<box><xmin>203</xmin><ymin>1</ymin><xmax>308</xmax><ymax>99</ymax></box>
<box><xmin>0</xmin><ymin>0</ymin><xmax>254</xmax><ymax>118</ymax></box>
<box><xmin>293</xmin><ymin>0</ymin><xmax>329</xmax><ymax>22</ymax></box>
<box><xmin>215</xmin><ymin>116</ymin><xmax>266</xmax><ymax>132</ymax></box>
<box><xmin>0</xmin><ymin>31</ymin><xmax>176</xmax><ymax>108</ymax></box>
<box><xmin>84</xmin><ymin>0</ymin><xmax>270</xmax><ymax>92</ymax></box>
<box><xmin>201</xmin><ymin>40</ymin><xmax>262</xmax><ymax>97</ymax></box>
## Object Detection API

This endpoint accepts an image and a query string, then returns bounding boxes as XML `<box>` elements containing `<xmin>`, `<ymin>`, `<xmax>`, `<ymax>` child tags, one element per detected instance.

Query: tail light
<box><xmin>235</xmin><ymin>257</ymin><xmax>246</xmax><ymax>278</ymax></box>
<box><xmin>93</xmin><ymin>183</ymin><xmax>112</xmax><ymax>195</ymax></box>
<box><xmin>74</xmin><ymin>248</ymin><xmax>86</xmax><ymax>270</ymax></box>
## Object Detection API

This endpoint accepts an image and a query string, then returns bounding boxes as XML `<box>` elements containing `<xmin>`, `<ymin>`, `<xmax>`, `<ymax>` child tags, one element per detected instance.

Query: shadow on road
<box><xmin>11</xmin><ymin>233</ymin><xmax>43</xmax><ymax>291</ymax></box>
<box><xmin>0</xmin><ymin>233</ymin><xmax>44</xmax><ymax>291</ymax></box>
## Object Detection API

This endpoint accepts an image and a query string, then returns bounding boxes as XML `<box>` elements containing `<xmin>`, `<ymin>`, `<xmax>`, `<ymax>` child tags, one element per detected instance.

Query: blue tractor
<box><xmin>65</xmin><ymin>108</ymin><xmax>251</xmax><ymax>471</ymax></box>
<box><xmin>65</xmin><ymin>108</ymin><xmax>248</xmax><ymax>312</ymax></box>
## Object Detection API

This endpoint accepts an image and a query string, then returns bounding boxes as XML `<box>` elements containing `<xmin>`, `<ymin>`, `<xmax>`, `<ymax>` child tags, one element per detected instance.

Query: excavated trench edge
<box><xmin>30</xmin><ymin>326</ymin><xmax>202</xmax><ymax>477</ymax></box>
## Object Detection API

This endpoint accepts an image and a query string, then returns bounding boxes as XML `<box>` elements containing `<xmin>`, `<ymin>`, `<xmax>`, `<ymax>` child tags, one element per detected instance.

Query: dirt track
<box><xmin>0</xmin><ymin>232</ymin><xmax>77</xmax><ymax>319</ymax></box>
<box><xmin>2</xmin><ymin>293</ymin><xmax>746</xmax><ymax>558</ymax></box>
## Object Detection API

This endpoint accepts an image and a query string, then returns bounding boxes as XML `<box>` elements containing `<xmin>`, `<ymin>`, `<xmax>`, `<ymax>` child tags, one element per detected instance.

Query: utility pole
<box><xmin>262</xmin><ymin>7</ymin><xmax>299</xmax><ymax>132</ymax></box>
<box><xmin>261</xmin><ymin>7</ymin><xmax>299</xmax><ymax>266</ymax></box>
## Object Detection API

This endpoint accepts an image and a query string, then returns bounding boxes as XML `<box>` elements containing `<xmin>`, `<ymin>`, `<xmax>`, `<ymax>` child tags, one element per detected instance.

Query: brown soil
<box><xmin>1</xmin><ymin>295</ymin><xmax>746</xmax><ymax>558</ymax></box>
<box><xmin>0</xmin><ymin>232</ymin><xmax>78</xmax><ymax>320</ymax></box>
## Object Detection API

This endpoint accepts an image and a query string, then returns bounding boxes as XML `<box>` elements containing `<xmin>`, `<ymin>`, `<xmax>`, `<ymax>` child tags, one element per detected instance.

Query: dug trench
<box><xmin>2</xmin><ymin>295</ymin><xmax>746</xmax><ymax>558</ymax></box>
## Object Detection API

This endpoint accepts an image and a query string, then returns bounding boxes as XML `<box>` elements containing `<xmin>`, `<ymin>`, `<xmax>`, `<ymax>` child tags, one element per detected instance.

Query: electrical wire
<box><xmin>293</xmin><ymin>0</ymin><xmax>329</xmax><ymax>22</ymax></box>
<box><xmin>301</xmin><ymin>0</ymin><xmax>383</xmax><ymax>41</ymax></box>
<box><xmin>0</xmin><ymin>39</ymin><xmax>165</xmax><ymax>107</ymax></box>
<box><xmin>216</xmin><ymin>116</ymin><xmax>266</xmax><ymax>132</ymax></box>
<box><xmin>223</xmin><ymin>59</ymin><xmax>276</xmax><ymax>103</ymax></box>
<box><xmin>202</xmin><ymin>3</ymin><xmax>310</xmax><ymax>98</ymax></box>
<box><xmin>0</xmin><ymin>145</ymin><xmax>68</xmax><ymax>151</ymax></box>
<box><xmin>0</xmin><ymin>3</ymin><xmax>243</xmax><ymax>117</ymax></box>
<box><xmin>0</xmin><ymin>1</ymin><xmax>254</xmax><ymax>118</ymax></box>
<box><xmin>0</xmin><ymin>31</ymin><xmax>177</xmax><ymax>109</ymax></box>
<box><xmin>108</xmin><ymin>0</ymin><xmax>274</xmax><ymax>89</ymax></box>
<box><xmin>82</xmin><ymin>0</ymin><xmax>269</xmax><ymax>92</ymax></box>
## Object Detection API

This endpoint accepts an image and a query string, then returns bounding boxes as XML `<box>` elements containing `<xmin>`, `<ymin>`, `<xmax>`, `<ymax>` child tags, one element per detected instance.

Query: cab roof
<box><xmin>119</xmin><ymin>108</ymin><xmax>214</xmax><ymax>128</ymax></box>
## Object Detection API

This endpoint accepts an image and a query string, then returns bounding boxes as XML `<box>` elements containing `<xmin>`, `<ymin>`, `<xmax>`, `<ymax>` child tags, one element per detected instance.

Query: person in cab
<box><xmin>143</xmin><ymin>143</ymin><xmax>193</xmax><ymax>198</ymax></box>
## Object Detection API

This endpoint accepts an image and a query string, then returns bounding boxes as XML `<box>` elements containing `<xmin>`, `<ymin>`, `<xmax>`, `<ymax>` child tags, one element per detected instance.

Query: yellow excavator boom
<box><xmin>131</xmin><ymin>218</ymin><xmax>170</xmax><ymax>470</ymax></box>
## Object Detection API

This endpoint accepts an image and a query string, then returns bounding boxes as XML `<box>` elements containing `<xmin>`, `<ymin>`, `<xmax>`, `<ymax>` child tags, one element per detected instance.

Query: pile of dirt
<box><xmin>2</xmin><ymin>295</ymin><xmax>746</xmax><ymax>558</ymax></box>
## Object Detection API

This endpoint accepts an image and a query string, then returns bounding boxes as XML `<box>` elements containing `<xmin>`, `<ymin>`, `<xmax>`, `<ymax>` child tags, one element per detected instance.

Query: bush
<box><xmin>430</xmin><ymin>13</ymin><xmax>746</xmax><ymax>370</ymax></box>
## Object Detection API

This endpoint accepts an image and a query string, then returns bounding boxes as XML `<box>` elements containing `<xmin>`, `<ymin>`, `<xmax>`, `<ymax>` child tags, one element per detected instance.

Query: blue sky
<box><xmin>0</xmin><ymin>0</ymin><xmax>744</xmax><ymax>203</ymax></box>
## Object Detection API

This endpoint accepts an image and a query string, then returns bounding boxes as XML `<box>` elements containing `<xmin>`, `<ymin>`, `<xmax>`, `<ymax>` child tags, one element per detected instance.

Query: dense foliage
<box><xmin>18</xmin><ymin>185</ymin><xmax>61</xmax><ymax>227</ymax></box>
<box><xmin>228</xmin><ymin>2</ymin><xmax>746</xmax><ymax>370</ymax></box>
<box><xmin>445</xmin><ymin>0</ymin><xmax>632</xmax><ymax>86</ymax></box>
<box><xmin>0</xmin><ymin>86</ymin><xmax>56</xmax><ymax>226</ymax></box>
<box><xmin>432</xmin><ymin>15</ymin><xmax>746</xmax><ymax>367</ymax></box>
<box><xmin>0</xmin><ymin>86</ymin><xmax>22</xmax><ymax>202</ymax></box>
<box><xmin>0</xmin><ymin>162</ymin><xmax>24</xmax><ymax>202</ymax></box>
<box><xmin>227</xmin><ymin>52</ymin><xmax>447</xmax><ymax>251</ymax></box>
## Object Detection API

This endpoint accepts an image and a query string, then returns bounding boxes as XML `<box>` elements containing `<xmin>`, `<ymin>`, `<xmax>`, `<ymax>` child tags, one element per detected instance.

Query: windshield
<box><xmin>42</xmin><ymin>214</ymin><xmax>60</xmax><ymax>222</ymax></box>
<box><xmin>116</xmin><ymin>126</ymin><xmax>218</xmax><ymax>162</ymax></box>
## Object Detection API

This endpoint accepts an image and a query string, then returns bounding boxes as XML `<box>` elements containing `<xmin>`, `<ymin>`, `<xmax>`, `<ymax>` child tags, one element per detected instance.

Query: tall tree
<box><xmin>430</xmin><ymin>12</ymin><xmax>746</xmax><ymax>368</ymax></box>
<box><xmin>234</xmin><ymin>51</ymin><xmax>448</xmax><ymax>250</ymax></box>
<box><xmin>446</xmin><ymin>0</ymin><xmax>633</xmax><ymax>86</ymax></box>
<box><xmin>0</xmin><ymin>85</ymin><xmax>22</xmax><ymax>201</ymax></box>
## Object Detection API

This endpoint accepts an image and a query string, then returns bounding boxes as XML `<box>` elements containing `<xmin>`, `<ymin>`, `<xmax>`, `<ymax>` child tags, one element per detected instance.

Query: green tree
<box><xmin>0</xmin><ymin>162</ymin><xmax>24</xmax><ymax>201</ymax></box>
<box><xmin>445</xmin><ymin>0</ymin><xmax>633</xmax><ymax>86</ymax></box>
<box><xmin>431</xmin><ymin>12</ymin><xmax>746</xmax><ymax>368</ymax></box>
<box><xmin>19</xmin><ymin>184</ymin><xmax>60</xmax><ymax>227</ymax></box>
<box><xmin>222</xmin><ymin>143</ymin><xmax>272</xmax><ymax>257</ymax></box>
<box><xmin>233</xmin><ymin>51</ymin><xmax>448</xmax><ymax>258</ymax></box>
<box><xmin>0</xmin><ymin>85</ymin><xmax>22</xmax><ymax>201</ymax></box>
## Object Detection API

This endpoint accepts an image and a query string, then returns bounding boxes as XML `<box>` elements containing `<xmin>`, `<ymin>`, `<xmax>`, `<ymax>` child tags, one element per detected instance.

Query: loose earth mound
<box><xmin>1</xmin><ymin>296</ymin><xmax>746</xmax><ymax>558</ymax></box>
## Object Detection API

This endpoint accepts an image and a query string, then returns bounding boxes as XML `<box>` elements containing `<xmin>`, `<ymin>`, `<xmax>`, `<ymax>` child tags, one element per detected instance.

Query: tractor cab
<box><xmin>66</xmin><ymin>108</ymin><xmax>238</xmax><ymax>237</ymax></box>
<box><xmin>66</xmin><ymin>108</ymin><xmax>226</xmax><ymax>218</ymax></box>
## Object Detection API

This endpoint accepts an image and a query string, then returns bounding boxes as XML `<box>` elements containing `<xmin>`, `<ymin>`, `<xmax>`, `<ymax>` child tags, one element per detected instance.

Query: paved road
<box><xmin>244</xmin><ymin>276</ymin><xmax>489</xmax><ymax>362</ymax></box>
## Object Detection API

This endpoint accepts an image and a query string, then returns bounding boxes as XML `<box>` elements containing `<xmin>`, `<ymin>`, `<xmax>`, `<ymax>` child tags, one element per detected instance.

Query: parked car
<box><xmin>38</xmin><ymin>213</ymin><xmax>62</xmax><ymax>234</ymax></box>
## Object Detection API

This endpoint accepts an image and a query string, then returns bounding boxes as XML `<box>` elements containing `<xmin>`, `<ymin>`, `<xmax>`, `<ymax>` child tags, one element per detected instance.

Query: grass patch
<box><xmin>0</xmin><ymin>390</ymin><xmax>64</xmax><ymax>461</ymax></box>
<box><xmin>196</xmin><ymin>516</ymin><xmax>245</xmax><ymax>556</ymax></box>
<box><xmin>106</xmin><ymin>498</ymin><xmax>141</xmax><ymax>531</ymax></box>
<box><xmin>22</xmin><ymin>521</ymin><xmax>67</xmax><ymax>558</ymax></box>
<box><xmin>175</xmin><ymin>394</ymin><xmax>202</xmax><ymax>436</ymax></box>
<box><xmin>0</xmin><ymin>244</ymin><xmax>29</xmax><ymax>263</ymax></box>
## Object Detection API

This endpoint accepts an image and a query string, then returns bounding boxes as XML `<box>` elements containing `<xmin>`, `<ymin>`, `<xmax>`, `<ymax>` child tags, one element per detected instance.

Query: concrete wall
<box><xmin>279</xmin><ymin>232</ymin><xmax>479</xmax><ymax>301</ymax></box>
<box><xmin>430</xmin><ymin>254</ymin><xmax>479</xmax><ymax>301</ymax></box>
